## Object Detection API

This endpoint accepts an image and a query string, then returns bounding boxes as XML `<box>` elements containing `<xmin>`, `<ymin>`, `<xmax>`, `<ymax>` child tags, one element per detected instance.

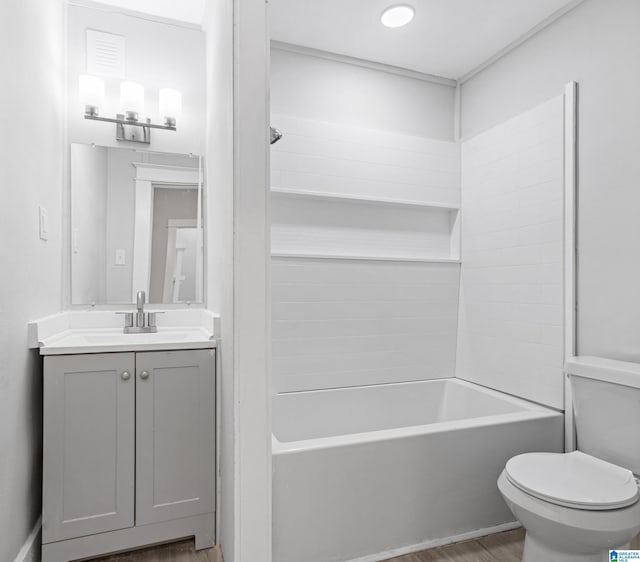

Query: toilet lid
<box><xmin>505</xmin><ymin>451</ymin><xmax>640</xmax><ymax>510</ymax></box>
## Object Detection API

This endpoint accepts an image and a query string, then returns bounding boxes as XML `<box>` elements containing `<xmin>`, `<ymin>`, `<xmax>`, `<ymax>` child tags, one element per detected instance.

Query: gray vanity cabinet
<box><xmin>135</xmin><ymin>350</ymin><xmax>216</xmax><ymax>525</ymax></box>
<box><xmin>42</xmin><ymin>348</ymin><xmax>215</xmax><ymax>560</ymax></box>
<box><xmin>43</xmin><ymin>352</ymin><xmax>136</xmax><ymax>542</ymax></box>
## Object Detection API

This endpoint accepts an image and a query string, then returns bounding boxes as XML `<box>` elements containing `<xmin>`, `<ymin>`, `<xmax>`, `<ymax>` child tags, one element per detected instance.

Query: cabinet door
<box><xmin>135</xmin><ymin>349</ymin><xmax>215</xmax><ymax>525</ymax></box>
<box><xmin>42</xmin><ymin>353</ymin><xmax>135</xmax><ymax>543</ymax></box>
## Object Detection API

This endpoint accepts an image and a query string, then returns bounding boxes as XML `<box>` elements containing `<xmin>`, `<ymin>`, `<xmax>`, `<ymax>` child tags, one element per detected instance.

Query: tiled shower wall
<box><xmin>271</xmin><ymin>97</ymin><xmax>565</xmax><ymax>404</ymax></box>
<box><xmin>456</xmin><ymin>96</ymin><xmax>565</xmax><ymax>409</ymax></box>
<box><xmin>271</xmin><ymin>116</ymin><xmax>461</xmax><ymax>393</ymax></box>
<box><xmin>270</xmin><ymin>114</ymin><xmax>460</xmax><ymax>204</ymax></box>
<box><xmin>272</xmin><ymin>258</ymin><xmax>460</xmax><ymax>393</ymax></box>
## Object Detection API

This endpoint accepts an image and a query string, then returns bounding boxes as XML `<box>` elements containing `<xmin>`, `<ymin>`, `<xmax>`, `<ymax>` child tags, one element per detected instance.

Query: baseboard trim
<box><xmin>344</xmin><ymin>521</ymin><xmax>522</xmax><ymax>562</ymax></box>
<box><xmin>13</xmin><ymin>516</ymin><xmax>42</xmax><ymax>562</ymax></box>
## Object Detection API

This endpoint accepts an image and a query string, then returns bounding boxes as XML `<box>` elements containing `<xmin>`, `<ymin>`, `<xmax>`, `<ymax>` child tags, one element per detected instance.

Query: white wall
<box><xmin>457</xmin><ymin>97</ymin><xmax>565</xmax><ymax>409</ymax></box>
<box><xmin>203</xmin><ymin>0</ymin><xmax>235</xmax><ymax>559</ymax></box>
<box><xmin>70</xmin><ymin>144</ymin><xmax>108</xmax><ymax>304</ymax></box>
<box><xmin>271</xmin><ymin>48</ymin><xmax>455</xmax><ymax>140</ymax></box>
<box><xmin>0</xmin><ymin>0</ymin><xmax>64</xmax><ymax>560</ymax></box>
<box><xmin>67</xmin><ymin>3</ymin><xmax>205</xmax><ymax>155</ymax></box>
<box><xmin>460</xmin><ymin>0</ymin><xmax>640</xmax><ymax>361</ymax></box>
<box><xmin>104</xmin><ymin>148</ymin><xmax>137</xmax><ymax>303</ymax></box>
<box><xmin>232</xmin><ymin>0</ymin><xmax>273</xmax><ymax>558</ymax></box>
<box><xmin>204</xmin><ymin>0</ymin><xmax>272</xmax><ymax>558</ymax></box>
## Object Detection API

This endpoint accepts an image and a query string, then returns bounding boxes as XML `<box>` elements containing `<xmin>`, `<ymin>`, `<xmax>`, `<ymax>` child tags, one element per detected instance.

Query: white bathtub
<box><xmin>272</xmin><ymin>378</ymin><xmax>563</xmax><ymax>562</ymax></box>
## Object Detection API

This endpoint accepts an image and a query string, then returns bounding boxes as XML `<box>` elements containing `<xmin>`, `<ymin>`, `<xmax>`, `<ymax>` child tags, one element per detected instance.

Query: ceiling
<box><xmin>270</xmin><ymin>0</ymin><xmax>581</xmax><ymax>80</ymax></box>
<box><xmin>95</xmin><ymin>0</ymin><xmax>205</xmax><ymax>25</ymax></box>
<box><xmin>95</xmin><ymin>0</ymin><xmax>581</xmax><ymax>80</ymax></box>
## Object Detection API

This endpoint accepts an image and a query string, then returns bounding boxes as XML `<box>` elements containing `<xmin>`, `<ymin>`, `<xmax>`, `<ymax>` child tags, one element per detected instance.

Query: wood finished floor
<box><xmin>88</xmin><ymin>529</ymin><xmax>640</xmax><ymax>562</ymax></box>
<box><xmin>384</xmin><ymin>530</ymin><xmax>640</xmax><ymax>562</ymax></box>
<box><xmin>88</xmin><ymin>542</ymin><xmax>223</xmax><ymax>562</ymax></box>
<box><xmin>383</xmin><ymin>529</ymin><xmax>525</xmax><ymax>562</ymax></box>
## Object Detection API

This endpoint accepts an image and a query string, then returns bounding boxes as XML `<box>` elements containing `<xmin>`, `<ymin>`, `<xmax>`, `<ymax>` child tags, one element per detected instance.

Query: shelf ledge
<box><xmin>271</xmin><ymin>253</ymin><xmax>461</xmax><ymax>264</ymax></box>
<box><xmin>271</xmin><ymin>188</ymin><xmax>460</xmax><ymax>211</ymax></box>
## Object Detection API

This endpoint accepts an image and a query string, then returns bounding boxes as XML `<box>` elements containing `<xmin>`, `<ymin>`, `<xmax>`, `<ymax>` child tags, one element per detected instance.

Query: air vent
<box><xmin>86</xmin><ymin>29</ymin><xmax>125</xmax><ymax>77</ymax></box>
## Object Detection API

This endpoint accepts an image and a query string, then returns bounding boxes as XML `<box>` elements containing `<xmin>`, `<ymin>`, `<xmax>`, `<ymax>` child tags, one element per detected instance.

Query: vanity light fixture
<box><xmin>78</xmin><ymin>74</ymin><xmax>104</xmax><ymax>117</ymax></box>
<box><xmin>159</xmin><ymin>88</ymin><xmax>183</xmax><ymax>128</ymax></box>
<box><xmin>79</xmin><ymin>75</ymin><xmax>182</xmax><ymax>144</ymax></box>
<box><xmin>380</xmin><ymin>4</ymin><xmax>415</xmax><ymax>28</ymax></box>
<box><xmin>120</xmin><ymin>81</ymin><xmax>145</xmax><ymax>121</ymax></box>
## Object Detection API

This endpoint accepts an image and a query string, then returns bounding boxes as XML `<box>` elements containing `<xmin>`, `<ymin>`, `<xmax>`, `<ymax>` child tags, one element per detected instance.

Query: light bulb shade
<box><xmin>381</xmin><ymin>4</ymin><xmax>415</xmax><ymax>28</ymax></box>
<box><xmin>159</xmin><ymin>88</ymin><xmax>182</xmax><ymax>126</ymax></box>
<box><xmin>120</xmin><ymin>81</ymin><xmax>145</xmax><ymax>119</ymax></box>
<box><xmin>79</xmin><ymin>74</ymin><xmax>104</xmax><ymax>115</ymax></box>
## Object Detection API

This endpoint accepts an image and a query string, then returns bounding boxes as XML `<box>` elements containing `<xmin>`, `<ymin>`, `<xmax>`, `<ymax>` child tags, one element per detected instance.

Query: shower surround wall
<box><xmin>272</xmin><ymin>258</ymin><xmax>460</xmax><ymax>392</ymax></box>
<box><xmin>271</xmin><ymin>48</ymin><xmax>461</xmax><ymax>393</ymax></box>
<box><xmin>270</xmin><ymin>48</ymin><xmax>566</xmax><ymax>403</ymax></box>
<box><xmin>457</xmin><ymin>96</ymin><xmax>565</xmax><ymax>409</ymax></box>
<box><xmin>270</xmin><ymin>117</ymin><xmax>461</xmax><ymax>392</ymax></box>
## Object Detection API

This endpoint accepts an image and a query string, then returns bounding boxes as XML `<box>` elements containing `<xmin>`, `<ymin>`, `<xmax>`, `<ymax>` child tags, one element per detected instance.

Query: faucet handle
<box><xmin>147</xmin><ymin>311</ymin><xmax>165</xmax><ymax>328</ymax></box>
<box><xmin>116</xmin><ymin>312</ymin><xmax>134</xmax><ymax>328</ymax></box>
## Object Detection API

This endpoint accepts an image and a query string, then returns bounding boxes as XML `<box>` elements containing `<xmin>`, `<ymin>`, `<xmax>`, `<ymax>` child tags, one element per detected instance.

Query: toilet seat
<box><xmin>505</xmin><ymin>451</ymin><xmax>640</xmax><ymax>510</ymax></box>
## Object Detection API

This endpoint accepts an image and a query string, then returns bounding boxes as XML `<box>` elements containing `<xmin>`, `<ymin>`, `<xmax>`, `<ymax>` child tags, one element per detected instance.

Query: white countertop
<box><xmin>38</xmin><ymin>327</ymin><xmax>216</xmax><ymax>355</ymax></box>
<box><xmin>29</xmin><ymin>310</ymin><xmax>219</xmax><ymax>355</ymax></box>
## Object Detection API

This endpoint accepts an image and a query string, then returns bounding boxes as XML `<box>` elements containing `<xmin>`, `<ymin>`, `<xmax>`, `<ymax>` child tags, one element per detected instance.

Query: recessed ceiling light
<box><xmin>380</xmin><ymin>4</ymin><xmax>415</xmax><ymax>28</ymax></box>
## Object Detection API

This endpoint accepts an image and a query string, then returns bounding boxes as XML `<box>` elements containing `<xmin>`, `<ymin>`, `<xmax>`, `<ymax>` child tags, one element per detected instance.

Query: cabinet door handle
<box><xmin>139</xmin><ymin>370</ymin><xmax>150</xmax><ymax>380</ymax></box>
<box><xmin>121</xmin><ymin>371</ymin><xmax>131</xmax><ymax>381</ymax></box>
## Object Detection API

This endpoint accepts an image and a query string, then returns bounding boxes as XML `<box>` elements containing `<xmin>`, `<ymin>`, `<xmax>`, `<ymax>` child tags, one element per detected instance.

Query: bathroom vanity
<box><xmin>30</xmin><ymin>311</ymin><xmax>217</xmax><ymax>562</ymax></box>
<box><xmin>28</xmin><ymin>139</ymin><xmax>217</xmax><ymax>560</ymax></box>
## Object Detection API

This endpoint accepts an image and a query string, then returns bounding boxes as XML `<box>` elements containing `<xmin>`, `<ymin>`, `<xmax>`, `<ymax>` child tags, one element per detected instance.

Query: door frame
<box><xmin>203</xmin><ymin>0</ymin><xmax>272</xmax><ymax>560</ymax></box>
<box><xmin>131</xmin><ymin>162</ymin><xmax>203</xmax><ymax>303</ymax></box>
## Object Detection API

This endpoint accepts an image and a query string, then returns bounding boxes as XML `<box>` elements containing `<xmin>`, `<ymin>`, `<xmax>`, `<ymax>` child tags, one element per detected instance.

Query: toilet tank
<box><xmin>568</xmin><ymin>357</ymin><xmax>640</xmax><ymax>475</ymax></box>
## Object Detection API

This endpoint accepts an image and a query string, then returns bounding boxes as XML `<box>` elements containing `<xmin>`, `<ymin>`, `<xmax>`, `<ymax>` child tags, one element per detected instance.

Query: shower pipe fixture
<box><xmin>270</xmin><ymin>127</ymin><xmax>283</xmax><ymax>145</ymax></box>
<box><xmin>79</xmin><ymin>75</ymin><xmax>182</xmax><ymax>144</ymax></box>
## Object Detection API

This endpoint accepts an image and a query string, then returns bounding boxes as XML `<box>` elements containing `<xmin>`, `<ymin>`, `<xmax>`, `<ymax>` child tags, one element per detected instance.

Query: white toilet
<box><xmin>498</xmin><ymin>356</ymin><xmax>640</xmax><ymax>562</ymax></box>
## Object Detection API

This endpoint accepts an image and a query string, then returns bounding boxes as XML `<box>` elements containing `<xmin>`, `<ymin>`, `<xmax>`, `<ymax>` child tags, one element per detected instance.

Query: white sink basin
<box><xmin>83</xmin><ymin>332</ymin><xmax>190</xmax><ymax>344</ymax></box>
<box><xmin>40</xmin><ymin>327</ymin><xmax>215</xmax><ymax>355</ymax></box>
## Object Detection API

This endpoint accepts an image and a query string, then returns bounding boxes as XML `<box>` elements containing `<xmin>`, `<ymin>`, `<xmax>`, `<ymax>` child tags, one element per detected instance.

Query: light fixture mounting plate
<box><xmin>116</xmin><ymin>114</ymin><xmax>151</xmax><ymax>144</ymax></box>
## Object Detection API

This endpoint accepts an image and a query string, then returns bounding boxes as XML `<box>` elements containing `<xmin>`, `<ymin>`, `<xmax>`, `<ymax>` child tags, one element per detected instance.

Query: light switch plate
<box><xmin>39</xmin><ymin>206</ymin><xmax>48</xmax><ymax>241</ymax></box>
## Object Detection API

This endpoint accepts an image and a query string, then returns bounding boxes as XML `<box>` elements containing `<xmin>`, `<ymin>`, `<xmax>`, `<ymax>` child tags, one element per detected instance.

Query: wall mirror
<box><xmin>70</xmin><ymin>143</ymin><xmax>204</xmax><ymax>305</ymax></box>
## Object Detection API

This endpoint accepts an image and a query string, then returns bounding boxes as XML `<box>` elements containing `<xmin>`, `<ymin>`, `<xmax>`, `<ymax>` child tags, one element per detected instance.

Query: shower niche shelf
<box><xmin>271</xmin><ymin>188</ymin><xmax>461</xmax><ymax>263</ymax></box>
<box><xmin>271</xmin><ymin>253</ymin><xmax>460</xmax><ymax>264</ymax></box>
<box><xmin>271</xmin><ymin>187</ymin><xmax>460</xmax><ymax>211</ymax></box>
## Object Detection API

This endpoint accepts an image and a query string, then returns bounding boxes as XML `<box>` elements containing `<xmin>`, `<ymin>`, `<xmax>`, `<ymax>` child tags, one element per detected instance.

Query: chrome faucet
<box><xmin>136</xmin><ymin>290</ymin><xmax>146</xmax><ymax>328</ymax></box>
<box><xmin>120</xmin><ymin>290</ymin><xmax>159</xmax><ymax>333</ymax></box>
